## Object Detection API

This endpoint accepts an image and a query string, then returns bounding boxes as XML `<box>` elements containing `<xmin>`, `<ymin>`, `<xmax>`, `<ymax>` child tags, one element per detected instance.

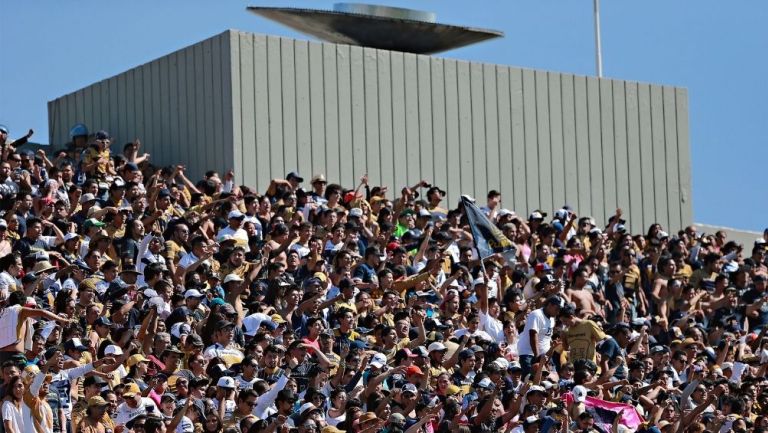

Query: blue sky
<box><xmin>1</xmin><ymin>1</ymin><xmax>766</xmax><ymax>231</ymax></box>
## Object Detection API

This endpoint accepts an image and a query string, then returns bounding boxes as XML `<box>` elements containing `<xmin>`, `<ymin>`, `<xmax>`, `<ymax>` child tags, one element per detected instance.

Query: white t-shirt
<box><xmin>2</xmin><ymin>400</ymin><xmax>23</xmax><ymax>433</ymax></box>
<box><xmin>115</xmin><ymin>397</ymin><xmax>160</xmax><ymax>425</ymax></box>
<box><xmin>176</xmin><ymin>416</ymin><xmax>194</xmax><ymax>433</ymax></box>
<box><xmin>479</xmin><ymin>311</ymin><xmax>504</xmax><ymax>343</ymax></box>
<box><xmin>516</xmin><ymin>308</ymin><xmax>555</xmax><ymax>356</ymax></box>
<box><xmin>0</xmin><ymin>272</ymin><xmax>18</xmax><ymax>297</ymax></box>
<box><xmin>217</xmin><ymin>226</ymin><xmax>250</xmax><ymax>252</ymax></box>
<box><xmin>235</xmin><ymin>374</ymin><xmax>259</xmax><ymax>390</ymax></box>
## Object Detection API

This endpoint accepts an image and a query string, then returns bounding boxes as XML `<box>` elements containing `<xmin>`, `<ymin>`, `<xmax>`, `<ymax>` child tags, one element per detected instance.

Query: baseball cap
<box><xmin>64</xmin><ymin>338</ymin><xmax>89</xmax><ymax>352</ymax></box>
<box><xmin>88</xmin><ymin>396</ymin><xmax>109</xmax><ymax>408</ymax></box>
<box><xmin>93</xmin><ymin>316</ymin><xmax>112</xmax><ymax>327</ymax></box>
<box><xmin>122</xmin><ymin>382</ymin><xmax>141</xmax><ymax>397</ymax></box>
<box><xmin>223</xmin><ymin>274</ymin><xmax>244</xmax><ymax>284</ymax></box>
<box><xmin>104</xmin><ymin>345</ymin><xmax>123</xmax><ymax>356</ymax></box>
<box><xmin>476</xmin><ymin>377</ymin><xmax>495</xmax><ymax>390</ymax></box>
<box><xmin>184</xmin><ymin>289</ymin><xmax>205</xmax><ymax>299</ymax></box>
<box><xmin>401</xmin><ymin>383</ymin><xmax>418</xmax><ymax>395</ymax></box>
<box><xmin>545</xmin><ymin>295</ymin><xmax>565</xmax><ymax>308</ymax></box>
<box><xmin>388</xmin><ymin>413</ymin><xmax>406</xmax><ymax>426</ymax></box>
<box><xmin>369</xmin><ymin>353</ymin><xmax>388</xmax><ymax>369</ymax></box>
<box><xmin>286</xmin><ymin>171</ymin><xmax>304</xmax><ymax>182</ymax></box>
<box><xmin>405</xmin><ymin>365</ymin><xmax>424</xmax><ymax>377</ymax></box>
<box><xmin>428</xmin><ymin>342</ymin><xmax>447</xmax><ymax>353</ymax></box>
<box><xmin>572</xmin><ymin>385</ymin><xmax>588</xmax><ymax>403</ymax></box>
<box><xmin>83</xmin><ymin>217</ymin><xmax>105</xmax><ymax>229</ymax></box>
<box><xmin>84</xmin><ymin>376</ymin><xmax>107</xmax><ymax>388</ymax></box>
<box><xmin>127</xmin><ymin>354</ymin><xmax>150</xmax><ymax>368</ymax></box>
<box><xmin>216</xmin><ymin>376</ymin><xmax>236</xmax><ymax>389</ymax></box>
<box><xmin>527</xmin><ymin>385</ymin><xmax>546</xmax><ymax>395</ymax></box>
<box><xmin>80</xmin><ymin>194</ymin><xmax>98</xmax><ymax>204</ymax></box>
<box><xmin>228</xmin><ymin>210</ymin><xmax>245</xmax><ymax>220</ymax></box>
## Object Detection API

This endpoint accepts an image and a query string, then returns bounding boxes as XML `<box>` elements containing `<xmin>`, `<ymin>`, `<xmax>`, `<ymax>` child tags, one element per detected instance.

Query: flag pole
<box><xmin>594</xmin><ymin>0</ymin><xmax>603</xmax><ymax>77</ymax></box>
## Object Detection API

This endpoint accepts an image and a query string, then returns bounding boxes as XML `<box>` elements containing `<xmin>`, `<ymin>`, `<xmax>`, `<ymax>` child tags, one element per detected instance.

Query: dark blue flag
<box><xmin>460</xmin><ymin>195</ymin><xmax>514</xmax><ymax>259</ymax></box>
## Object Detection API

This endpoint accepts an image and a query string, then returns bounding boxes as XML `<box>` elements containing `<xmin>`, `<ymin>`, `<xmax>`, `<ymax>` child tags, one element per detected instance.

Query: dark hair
<box><xmin>4</xmin><ymin>376</ymin><xmax>23</xmax><ymax>402</ymax></box>
<box><xmin>144</xmin><ymin>415</ymin><xmax>165</xmax><ymax>433</ymax></box>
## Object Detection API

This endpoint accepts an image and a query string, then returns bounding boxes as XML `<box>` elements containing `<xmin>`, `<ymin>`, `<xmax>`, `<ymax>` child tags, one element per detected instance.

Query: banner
<box><xmin>460</xmin><ymin>196</ymin><xmax>514</xmax><ymax>259</ymax></box>
<box><xmin>564</xmin><ymin>392</ymin><xmax>645</xmax><ymax>432</ymax></box>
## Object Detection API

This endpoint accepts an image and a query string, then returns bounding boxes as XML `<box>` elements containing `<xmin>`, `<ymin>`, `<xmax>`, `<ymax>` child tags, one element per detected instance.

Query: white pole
<box><xmin>594</xmin><ymin>0</ymin><xmax>603</xmax><ymax>77</ymax></box>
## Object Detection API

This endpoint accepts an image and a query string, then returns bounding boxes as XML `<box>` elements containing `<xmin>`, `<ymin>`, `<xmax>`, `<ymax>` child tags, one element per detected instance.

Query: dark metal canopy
<box><xmin>247</xmin><ymin>5</ymin><xmax>504</xmax><ymax>55</ymax></box>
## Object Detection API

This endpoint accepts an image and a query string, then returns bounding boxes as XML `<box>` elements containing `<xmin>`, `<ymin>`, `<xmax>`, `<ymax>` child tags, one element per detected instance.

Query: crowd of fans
<box><xmin>0</xmin><ymin>122</ymin><xmax>766</xmax><ymax>433</ymax></box>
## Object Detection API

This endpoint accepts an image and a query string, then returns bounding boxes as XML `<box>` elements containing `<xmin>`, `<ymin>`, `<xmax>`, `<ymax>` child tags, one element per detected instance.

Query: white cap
<box><xmin>492</xmin><ymin>357</ymin><xmax>509</xmax><ymax>370</ymax></box>
<box><xmin>657</xmin><ymin>230</ymin><xmax>669</xmax><ymax>240</ymax></box>
<box><xmin>721</xmin><ymin>362</ymin><xmax>734</xmax><ymax>371</ymax></box>
<box><xmin>428</xmin><ymin>342</ymin><xmax>447</xmax><ymax>353</ymax></box>
<box><xmin>63</xmin><ymin>232</ymin><xmax>79</xmax><ymax>243</ymax></box>
<box><xmin>369</xmin><ymin>353</ymin><xmax>387</xmax><ymax>369</ymax></box>
<box><xmin>572</xmin><ymin>385</ymin><xmax>588</xmax><ymax>402</ymax></box>
<box><xmin>527</xmin><ymin>385</ymin><xmax>546</xmax><ymax>395</ymax></box>
<box><xmin>418</xmin><ymin>208</ymin><xmax>431</xmax><ymax>218</ymax></box>
<box><xmin>223</xmin><ymin>274</ymin><xmax>244</xmax><ymax>284</ymax></box>
<box><xmin>299</xmin><ymin>402</ymin><xmax>320</xmax><ymax>416</ymax></box>
<box><xmin>529</xmin><ymin>211</ymin><xmax>545</xmax><ymax>220</ymax></box>
<box><xmin>228</xmin><ymin>210</ymin><xmax>245</xmax><ymax>219</ymax></box>
<box><xmin>171</xmin><ymin>322</ymin><xmax>192</xmax><ymax>339</ymax></box>
<box><xmin>554</xmin><ymin>209</ymin><xmax>568</xmax><ymax>219</ymax></box>
<box><xmin>476</xmin><ymin>377</ymin><xmax>495</xmax><ymax>389</ymax></box>
<box><xmin>216</xmin><ymin>376</ymin><xmax>235</xmax><ymax>388</ymax></box>
<box><xmin>349</xmin><ymin>208</ymin><xmax>363</xmax><ymax>218</ymax></box>
<box><xmin>80</xmin><ymin>193</ymin><xmax>97</xmax><ymax>204</ymax></box>
<box><xmin>184</xmin><ymin>289</ymin><xmax>204</xmax><ymax>299</ymax></box>
<box><xmin>497</xmin><ymin>209</ymin><xmax>515</xmax><ymax>218</ymax></box>
<box><xmin>105</xmin><ymin>345</ymin><xmax>123</xmax><ymax>356</ymax></box>
<box><xmin>217</xmin><ymin>234</ymin><xmax>237</xmax><ymax>244</ymax></box>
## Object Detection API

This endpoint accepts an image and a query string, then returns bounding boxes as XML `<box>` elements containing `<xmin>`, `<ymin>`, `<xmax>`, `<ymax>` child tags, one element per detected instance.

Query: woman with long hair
<box><xmin>202</xmin><ymin>412</ymin><xmax>223</xmax><ymax>433</ymax></box>
<box><xmin>2</xmin><ymin>376</ymin><xmax>25</xmax><ymax>433</ymax></box>
<box><xmin>325</xmin><ymin>388</ymin><xmax>348</xmax><ymax>427</ymax></box>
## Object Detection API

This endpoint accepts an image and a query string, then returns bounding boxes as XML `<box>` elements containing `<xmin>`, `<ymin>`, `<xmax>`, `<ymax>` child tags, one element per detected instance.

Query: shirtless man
<box><xmin>566</xmin><ymin>268</ymin><xmax>602</xmax><ymax>317</ymax></box>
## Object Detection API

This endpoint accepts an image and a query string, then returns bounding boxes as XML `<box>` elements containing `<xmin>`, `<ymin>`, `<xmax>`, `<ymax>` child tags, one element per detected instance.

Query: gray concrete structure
<box><xmin>48</xmin><ymin>29</ymin><xmax>693</xmax><ymax>232</ymax></box>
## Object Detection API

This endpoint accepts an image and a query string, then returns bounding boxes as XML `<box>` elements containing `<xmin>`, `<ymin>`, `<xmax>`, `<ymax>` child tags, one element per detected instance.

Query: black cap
<box><xmin>215</xmin><ymin>320</ymin><xmax>235</xmax><ymax>330</ymax></box>
<box><xmin>545</xmin><ymin>295</ymin><xmax>564</xmax><ymax>308</ymax></box>
<box><xmin>186</xmin><ymin>333</ymin><xmax>204</xmax><ymax>347</ymax></box>
<box><xmin>338</xmin><ymin>277</ymin><xmax>356</xmax><ymax>291</ymax></box>
<box><xmin>286</xmin><ymin>172</ymin><xmax>304</xmax><ymax>183</ymax></box>
<box><xmin>93</xmin><ymin>316</ymin><xmax>112</xmax><ymax>327</ymax></box>
<box><xmin>84</xmin><ymin>376</ymin><xmax>107</xmax><ymax>387</ymax></box>
<box><xmin>277</xmin><ymin>389</ymin><xmax>297</xmax><ymax>402</ymax></box>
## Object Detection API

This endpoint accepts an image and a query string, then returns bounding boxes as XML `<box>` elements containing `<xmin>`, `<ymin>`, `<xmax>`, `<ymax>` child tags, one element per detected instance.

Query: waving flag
<box><xmin>564</xmin><ymin>392</ymin><xmax>645</xmax><ymax>432</ymax></box>
<box><xmin>460</xmin><ymin>195</ymin><xmax>514</xmax><ymax>259</ymax></box>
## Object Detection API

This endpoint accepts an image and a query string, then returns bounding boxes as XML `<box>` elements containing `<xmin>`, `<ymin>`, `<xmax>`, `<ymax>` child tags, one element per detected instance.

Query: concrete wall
<box><xmin>49</xmin><ymin>29</ymin><xmax>693</xmax><ymax>232</ymax></box>
<box><xmin>48</xmin><ymin>32</ymin><xmax>235</xmax><ymax>184</ymax></box>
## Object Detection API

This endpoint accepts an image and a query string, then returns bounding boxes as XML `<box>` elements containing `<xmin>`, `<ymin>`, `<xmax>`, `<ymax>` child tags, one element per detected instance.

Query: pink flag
<box><xmin>564</xmin><ymin>391</ymin><xmax>645</xmax><ymax>430</ymax></box>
